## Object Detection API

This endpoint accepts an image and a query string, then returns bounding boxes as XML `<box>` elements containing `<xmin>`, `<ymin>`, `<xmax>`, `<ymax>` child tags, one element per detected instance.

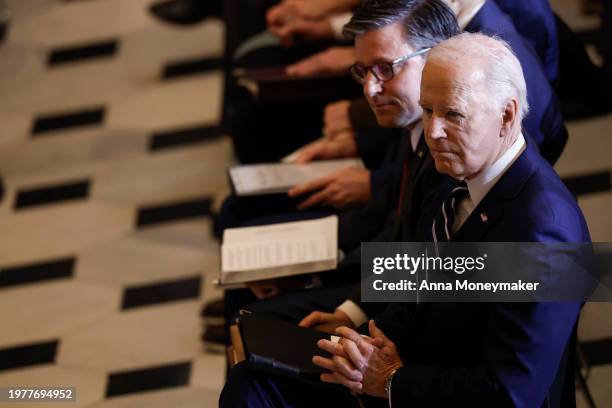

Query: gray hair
<box><xmin>428</xmin><ymin>32</ymin><xmax>530</xmax><ymax>122</ymax></box>
<box><xmin>343</xmin><ymin>0</ymin><xmax>460</xmax><ymax>51</ymax></box>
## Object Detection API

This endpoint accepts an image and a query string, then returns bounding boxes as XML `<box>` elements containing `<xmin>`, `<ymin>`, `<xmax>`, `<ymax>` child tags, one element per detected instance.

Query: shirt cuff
<box><xmin>330</xmin><ymin>12</ymin><xmax>353</xmax><ymax>39</ymax></box>
<box><xmin>337</xmin><ymin>300</ymin><xmax>368</xmax><ymax>327</ymax></box>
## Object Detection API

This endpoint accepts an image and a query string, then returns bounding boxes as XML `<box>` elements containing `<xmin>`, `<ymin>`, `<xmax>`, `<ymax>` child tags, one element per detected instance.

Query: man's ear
<box><xmin>500</xmin><ymin>98</ymin><xmax>518</xmax><ymax>138</ymax></box>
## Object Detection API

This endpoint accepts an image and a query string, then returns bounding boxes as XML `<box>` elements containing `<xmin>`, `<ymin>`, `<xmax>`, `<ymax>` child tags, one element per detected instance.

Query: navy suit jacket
<box><xmin>338</xmin><ymin>128</ymin><xmax>408</xmax><ymax>251</ymax></box>
<box><xmin>466</xmin><ymin>1</ymin><xmax>567</xmax><ymax>165</ymax></box>
<box><xmin>495</xmin><ymin>0</ymin><xmax>559</xmax><ymax>83</ymax></box>
<box><xmin>374</xmin><ymin>140</ymin><xmax>591</xmax><ymax>407</ymax></box>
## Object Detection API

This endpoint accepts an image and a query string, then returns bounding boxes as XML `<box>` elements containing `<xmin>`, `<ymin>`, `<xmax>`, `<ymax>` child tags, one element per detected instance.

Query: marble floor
<box><xmin>0</xmin><ymin>0</ymin><xmax>610</xmax><ymax>407</ymax></box>
<box><xmin>0</xmin><ymin>0</ymin><xmax>227</xmax><ymax>406</ymax></box>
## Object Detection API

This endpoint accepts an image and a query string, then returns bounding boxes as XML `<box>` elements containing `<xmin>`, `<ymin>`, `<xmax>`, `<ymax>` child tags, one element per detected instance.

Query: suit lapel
<box><xmin>393</xmin><ymin>133</ymin><xmax>433</xmax><ymax>239</ymax></box>
<box><xmin>452</xmin><ymin>141</ymin><xmax>539</xmax><ymax>242</ymax></box>
<box><xmin>409</xmin><ymin>140</ymin><xmax>540</xmax><ymax>327</ymax></box>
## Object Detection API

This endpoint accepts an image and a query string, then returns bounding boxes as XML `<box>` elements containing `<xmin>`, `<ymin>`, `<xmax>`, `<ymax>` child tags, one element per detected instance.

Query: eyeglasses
<box><xmin>349</xmin><ymin>48</ymin><xmax>431</xmax><ymax>84</ymax></box>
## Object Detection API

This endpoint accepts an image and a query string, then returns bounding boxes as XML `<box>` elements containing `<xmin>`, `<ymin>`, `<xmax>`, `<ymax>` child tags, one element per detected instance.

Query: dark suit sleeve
<box><xmin>387</xmin><ymin>224</ymin><xmax>582</xmax><ymax>407</ymax></box>
<box><xmin>355</xmin><ymin>127</ymin><xmax>400</xmax><ymax>170</ymax></box>
<box><xmin>362</xmin><ymin>129</ymin><xmax>404</xmax><ymax>207</ymax></box>
<box><xmin>389</xmin><ymin>302</ymin><xmax>579</xmax><ymax>407</ymax></box>
<box><xmin>348</xmin><ymin>98</ymin><xmax>379</xmax><ymax>132</ymax></box>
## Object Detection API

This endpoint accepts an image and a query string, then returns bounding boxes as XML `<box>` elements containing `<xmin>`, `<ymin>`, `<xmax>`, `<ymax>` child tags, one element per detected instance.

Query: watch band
<box><xmin>384</xmin><ymin>368</ymin><xmax>399</xmax><ymax>399</ymax></box>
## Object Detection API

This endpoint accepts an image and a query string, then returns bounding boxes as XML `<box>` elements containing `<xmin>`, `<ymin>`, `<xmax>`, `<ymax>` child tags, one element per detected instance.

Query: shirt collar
<box><xmin>457</xmin><ymin>0</ymin><xmax>486</xmax><ymax>30</ymax></box>
<box><xmin>466</xmin><ymin>132</ymin><xmax>526</xmax><ymax>207</ymax></box>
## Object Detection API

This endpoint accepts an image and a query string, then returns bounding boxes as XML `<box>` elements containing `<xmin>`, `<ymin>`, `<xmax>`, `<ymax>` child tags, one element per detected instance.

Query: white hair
<box><xmin>427</xmin><ymin>32</ymin><xmax>529</xmax><ymax>122</ymax></box>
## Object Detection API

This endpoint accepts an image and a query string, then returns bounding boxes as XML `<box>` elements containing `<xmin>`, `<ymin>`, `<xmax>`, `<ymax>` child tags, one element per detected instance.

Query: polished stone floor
<box><xmin>0</xmin><ymin>0</ymin><xmax>610</xmax><ymax>407</ymax></box>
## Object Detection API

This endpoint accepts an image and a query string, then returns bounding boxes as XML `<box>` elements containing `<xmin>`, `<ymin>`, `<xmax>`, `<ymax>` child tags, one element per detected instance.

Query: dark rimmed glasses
<box><xmin>349</xmin><ymin>47</ymin><xmax>431</xmax><ymax>84</ymax></box>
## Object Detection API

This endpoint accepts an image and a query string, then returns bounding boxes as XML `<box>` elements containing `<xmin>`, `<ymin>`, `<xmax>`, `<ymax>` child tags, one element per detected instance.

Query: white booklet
<box><xmin>229</xmin><ymin>159</ymin><xmax>363</xmax><ymax>196</ymax></box>
<box><xmin>219</xmin><ymin>215</ymin><xmax>338</xmax><ymax>285</ymax></box>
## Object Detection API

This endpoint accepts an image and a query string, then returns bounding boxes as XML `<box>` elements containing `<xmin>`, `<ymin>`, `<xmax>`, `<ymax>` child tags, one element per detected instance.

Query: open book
<box><xmin>219</xmin><ymin>215</ymin><xmax>338</xmax><ymax>285</ymax></box>
<box><xmin>229</xmin><ymin>158</ymin><xmax>363</xmax><ymax>197</ymax></box>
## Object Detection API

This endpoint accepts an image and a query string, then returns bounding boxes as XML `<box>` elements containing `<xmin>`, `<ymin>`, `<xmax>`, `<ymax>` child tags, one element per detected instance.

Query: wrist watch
<box><xmin>384</xmin><ymin>368</ymin><xmax>399</xmax><ymax>399</ymax></box>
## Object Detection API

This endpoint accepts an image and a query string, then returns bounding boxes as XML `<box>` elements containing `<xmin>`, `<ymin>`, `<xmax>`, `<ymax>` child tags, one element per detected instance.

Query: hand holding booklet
<box><xmin>229</xmin><ymin>158</ymin><xmax>363</xmax><ymax>197</ymax></box>
<box><xmin>219</xmin><ymin>215</ymin><xmax>338</xmax><ymax>285</ymax></box>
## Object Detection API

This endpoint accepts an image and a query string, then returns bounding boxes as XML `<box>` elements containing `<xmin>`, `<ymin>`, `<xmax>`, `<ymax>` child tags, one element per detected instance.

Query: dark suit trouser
<box><xmin>213</xmin><ymin>193</ymin><xmax>332</xmax><ymax>239</ymax></box>
<box><xmin>220</xmin><ymin>362</ymin><xmax>367</xmax><ymax>408</ymax></box>
<box><xmin>228</xmin><ymin>43</ymin><xmax>344</xmax><ymax>164</ymax></box>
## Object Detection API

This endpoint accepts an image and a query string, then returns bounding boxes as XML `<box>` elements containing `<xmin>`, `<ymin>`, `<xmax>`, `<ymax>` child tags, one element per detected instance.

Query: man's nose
<box><xmin>427</xmin><ymin>115</ymin><xmax>446</xmax><ymax>140</ymax></box>
<box><xmin>362</xmin><ymin>71</ymin><xmax>382</xmax><ymax>97</ymax></box>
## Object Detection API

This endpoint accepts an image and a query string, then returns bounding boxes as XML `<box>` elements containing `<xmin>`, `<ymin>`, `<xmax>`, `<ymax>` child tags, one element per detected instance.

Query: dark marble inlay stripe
<box><xmin>563</xmin><ymin>171</ymin><xmax>611</xmax><ymax>197</ymax></box>
<box><xmin>31</xmin><ymin>107</ymin><xmax>105</xmax><ymax>135</ymax></box>
<box><xmin>581</xmin><ymin>337</ymin><xmax>612</xmax><ymax>367</ymax></box>
<box><xmin>136</xmin><ymin>197</ymin><xmax>212</xmax><ymax>227</ymax></box>
<box><xmin>0</xmin><ymin>340</ymin><xmax>58</xmax><ymax>371</ymax></box>
<box><xmin>0</xmin><ymin>258</ymin><xmax>75</xmax><ymax>288</ymax></box>
<box><xmin>149</xmin><ymin>124</ymin><xmax>224</xmax><ymax>151</ymax></box>
<box><xmin>48</xmin><ymin>39</ymin><xmax>118</xmax><ymax>66</ymax></box>
<box><xmin>15</xmin><ymin>180</ymin><xmax>90</xmax><ymax>209</ymax></box>
<box><xmin>105</xmin><ymin>361</ymin><xmax>191</xmax><ymax>397</ymax></box>
<box><xmin>121</xmin><ymin>276</ymin><xmax>201</xmax><ymax>310</ymax></box>
<box><xmin>161</xmin><ymin>57</ymin><xmax>223</xmax><ymax>79</ymax></box>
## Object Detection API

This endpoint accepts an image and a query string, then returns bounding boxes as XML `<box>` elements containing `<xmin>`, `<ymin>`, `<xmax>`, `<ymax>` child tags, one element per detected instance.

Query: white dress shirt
<box><xmin>338</xmin><ymin>132</ymin><xmax>525</xmax><ymax>327</ymax></box>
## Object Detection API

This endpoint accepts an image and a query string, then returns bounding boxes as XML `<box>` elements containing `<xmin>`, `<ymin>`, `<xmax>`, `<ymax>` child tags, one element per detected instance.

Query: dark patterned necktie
<box><xmin>432</xmin><ymin>182</ymin><xmax>469</xmax><ymax>243</ymax></box>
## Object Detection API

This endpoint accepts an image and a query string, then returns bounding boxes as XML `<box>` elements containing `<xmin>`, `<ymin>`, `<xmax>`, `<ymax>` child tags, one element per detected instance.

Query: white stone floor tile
<box><xmin>0</xmin><ymin>364</ymin><xmax>106</xmax><ymax>408</ymax></box>
<box><xmin>106</xmin><ymin>73</ymin><xmax>222</xmax><ymax>132</ymax></box>
<box><xmin>579</xmin><ymin>302</ymin><xmax>612</xmax><ymax>342</ymax></box>
<box><xmin>57</xmin><ymin>301</ymin><xmax>204</xmax><ymax>372</ymax></box>
<box><xmin>87</xmin><ymin>387</ymin><xmax>219</xmax><ymax>408</ymax></box>
<box><xmin>551</xmin><ymin>0</ymin><xmax>601</xmax><ymax>31</ymax></box>
<box><xmin>0</xmin><ymin>201</ymin><xmax>134</xmax><ymax>266</ymax></box>
<box><xmin>190</xmin><ymin>353</ymin><xmax>226</xmax><ymax>392</ymax></box>
<box><xmin>77</xmin><ymin>235</ymin><xmax>218</xmax><ymax>287</ymax></box>
<box><xmin>0</xmin><ymin>128</ymin><xmax>148</xmax><ymax>179</ymax></box>
<box><xmin>579</xmin><ymin>192</ymin><xmax>612</xmax><ymax>242</ymax></box>
<box><xmin>91</xmin><ymin>140</ymin><xmax>232</xmax><ymax>206</ymax></box>
<box><xmin>9</xmin><ymin>0</ymin><xmax>154</xmax><ymax>47</ymax></box>
<box><xmin>556</xmin><ymin>113</ymin><xmax>612</xmax><ymax>177</ymax></box>
<box><xmin>0</xmin><ymin>21</ymin><xmax>224</xmax><ymax>115</ymax></box>
<box><xmin>132</xmin><ymin>218</ymin><xmax>217</xmax><ymax>252</ymax></box>
<box><xmin>0</xmin><ymin>280</ymin><xmax>120</xmax><ymax>348</ymax></box>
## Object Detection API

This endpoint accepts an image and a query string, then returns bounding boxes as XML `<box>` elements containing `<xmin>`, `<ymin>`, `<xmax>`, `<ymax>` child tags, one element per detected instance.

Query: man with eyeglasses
<box><xmin>218</xmin><ymin>0</ymin><xmax>458</xmax><ymax>325</ymax></box>
<box><xmin>291</xmin><ymin>0</ymin><xmax>568</xmax><ymax>215</ymax></box>
<box><xmin>220</xmin><ymin>1</ymin><xmax>460</xmax><ymax>405</ymax></box>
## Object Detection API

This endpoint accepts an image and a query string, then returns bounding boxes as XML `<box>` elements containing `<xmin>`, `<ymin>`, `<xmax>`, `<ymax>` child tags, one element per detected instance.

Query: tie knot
<box><xmin>432</xmin><ymin>181</ymin><xmax>469</xmax><ymax>242</ymax></box>
<box><xmin>449</xmin><ymin>182</ymin><xmax>469</xmax><ymax>210</ymax></box>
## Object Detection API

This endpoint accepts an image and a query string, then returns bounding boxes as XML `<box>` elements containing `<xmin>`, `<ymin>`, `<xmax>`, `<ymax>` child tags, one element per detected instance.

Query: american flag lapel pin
<box><xmin>480</xmin><ymin>212</ymin><xmax>488</xmax><ymax>222</ymax></box>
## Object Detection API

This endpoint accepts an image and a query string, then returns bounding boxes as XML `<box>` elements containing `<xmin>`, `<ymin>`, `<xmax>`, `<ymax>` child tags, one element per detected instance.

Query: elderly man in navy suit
<box><xmin>221</xmin><ymin>32</ymin><xmax>590</xmax><ymax>408</ymax></box>
<box><xmin>310</xmin><ymin>33</ymin><xmax>590</xmax><ymax>407</ymax></box>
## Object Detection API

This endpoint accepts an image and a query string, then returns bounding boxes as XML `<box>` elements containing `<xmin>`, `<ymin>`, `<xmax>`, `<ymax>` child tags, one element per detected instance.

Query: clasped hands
<box><xmin>312</xmin><ymin>320</ymin><xmax>403</xmax><ymax>398</ymax></box>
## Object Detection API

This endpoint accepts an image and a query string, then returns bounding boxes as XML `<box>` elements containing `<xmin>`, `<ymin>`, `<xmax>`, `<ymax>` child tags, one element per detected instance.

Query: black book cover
<box><xmin>238</xmin><ymin>313</ymin><xmax>344</xmax><ymax>389</ymax></box>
